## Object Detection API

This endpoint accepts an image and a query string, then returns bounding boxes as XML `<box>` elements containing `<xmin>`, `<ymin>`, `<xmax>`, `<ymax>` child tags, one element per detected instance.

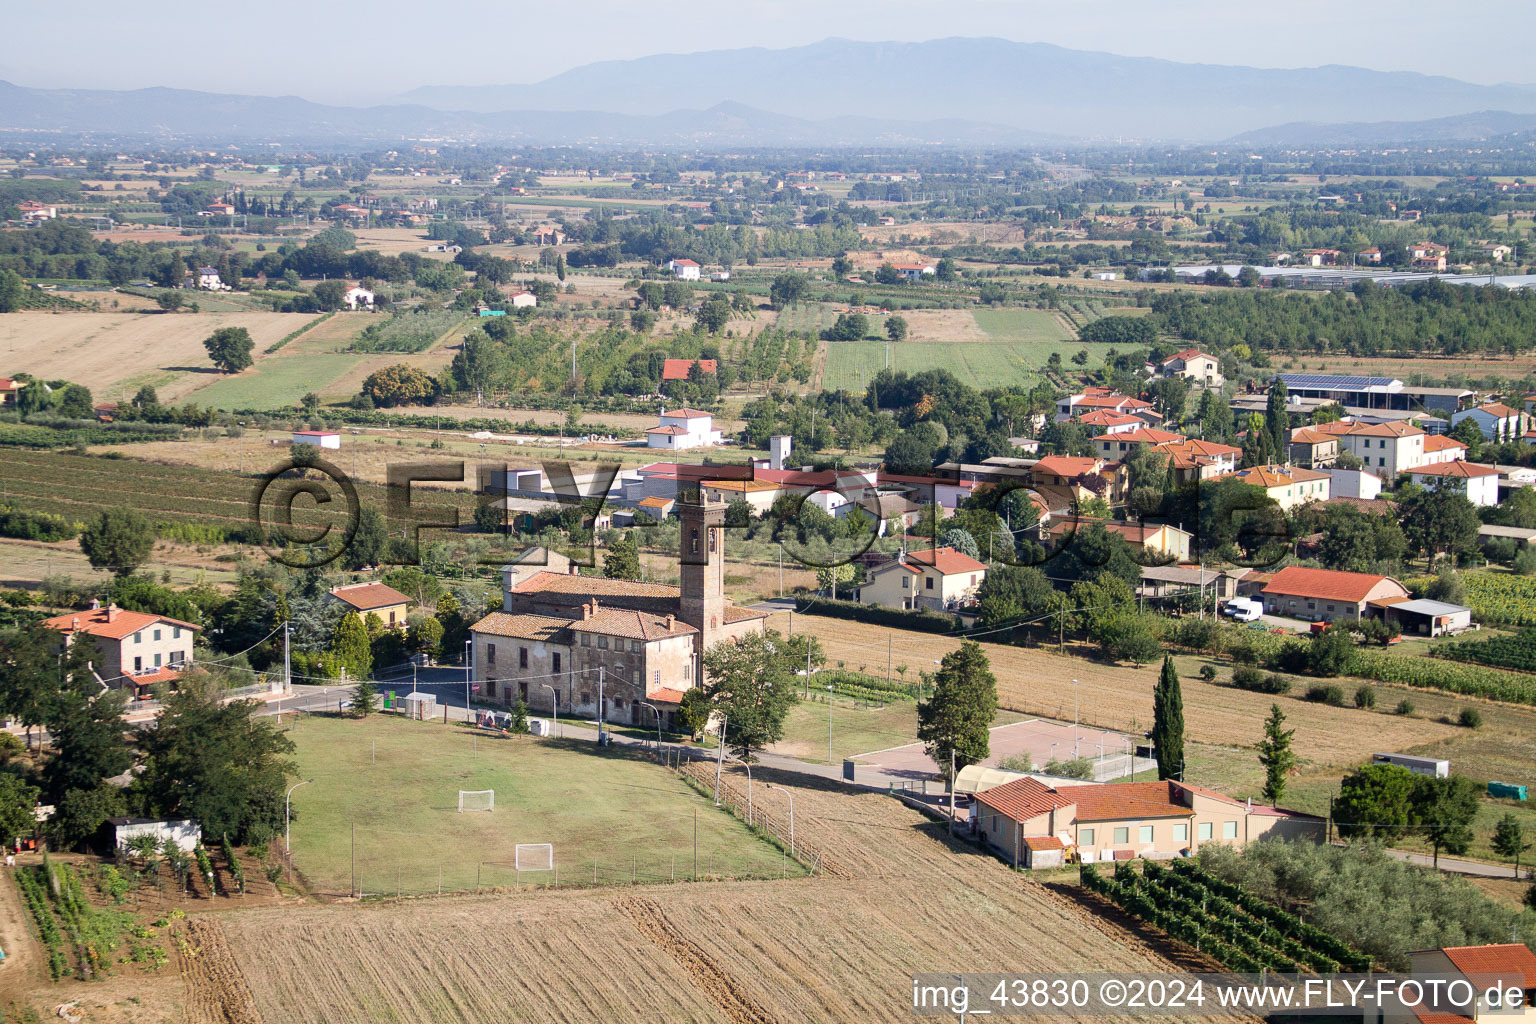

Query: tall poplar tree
<box><xmin>1257</xmin><ymin>703</ymin><xmax>1297</xmax><ymax>803</ymax></box>
<box><xmin>1151</xmin><ymin>655</ymin><xmax>1185</xmax><ymax>781</ymax></box>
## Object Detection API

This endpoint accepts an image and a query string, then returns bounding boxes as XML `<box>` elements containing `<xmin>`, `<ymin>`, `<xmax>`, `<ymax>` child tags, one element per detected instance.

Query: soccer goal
<box><xmin>458</xmin><ymin>790</ymin><xmax>494</xmax><ymax>813</ymax></box>
<box><xmin>515</xmin><ymin>844</ymin><xmax>554</xmax><ymax>872</ymax></box>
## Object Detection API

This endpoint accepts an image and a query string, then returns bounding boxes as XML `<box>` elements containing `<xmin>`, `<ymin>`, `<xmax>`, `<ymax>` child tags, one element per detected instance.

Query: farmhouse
<box><xmin>0</xmin><ymin>377</ymin><xmax>24</xmax><ymax>407</ymax></box>
<box><xmin>646</xmin><ymin>408</ymin><xmax>725</xmax><ymax>450</ymax></box>
<box><xmin>856</xmin><ymin>546</ymin><xmax>988</xmax><ymax>613</ymax></box>
<box><xmin>891</xmin><ymin>263</ymin><xmax>936</xmax><ymax>281</ymax></box>
<box><xmin>1407</xmin><ymin>460</ymin><xmax>1501</xmax><ymax>507</ymax></box>
<box><xmin>328</xmin><ymin>582</ymin><xmax>413</xmax><ymax>629</ymax></box>
<box><xmin>17</xmin><ymin>200</ymin><xmax>57</xmax><ymax>221</ymax></box>
<box><xmin>508</xmin><ymin>290</ymin><xmax>538</xmax><ymax>308</ymax></box>
<box><xmin>666</xmin><ymin>259</ymin><xmax>701</xmax><ymax>281</ymax></box>
<box><xmin>1152</xmin><ymin>438</ymin><xmax>1241</xmax><ymax>483</ymax></box>
<box><xmin>470</xmin><ymin>499</ymin><xmax>768</xmax><ymax>729</ymax></box>
<box><xmin>1259</xmin><ymin>566</ymin><xmax>1409</xmax><ymax>623</ymax></box>
<box><xmin>343</xmin><ymin>285</ymin><xmax>374</xmax><ymax>310</ymax></box>
<box><xmin>291</xmin><ymin>429</ymin><xmax>340</xmax><ymax>449</ymax></box>
<box><xmin>1093</xmin><ymin>427</ymin><xmax>1184</xmax><ymax>459</ymax></box>
<box><xmin>42</xmin><ymin>604</ymin><xmax>199</xmax><ymax>696</ymax></box>
<box><xmin>1391</xmin><ymin>944</ymin><xmax>1536</xmax><ymax>1024</ymax></box>
<box><xmin>972</xmin><ymin>776</ymin><xmax>1323</xmax><ymax>868</ymax></box>
<box><xmin>1158</xmin><ymin>348</ymin><xmax>1223</xmax><ymax>388</ymax></box>
<box><xmin>194</xmin><ymin>266</ymin><xmax>224</xmax><ymax>290</ymax></box>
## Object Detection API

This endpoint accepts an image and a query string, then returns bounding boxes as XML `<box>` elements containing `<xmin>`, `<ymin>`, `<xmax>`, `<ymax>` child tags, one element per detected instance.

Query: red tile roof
<box><xmin>1077</xmin><ymin>410</ymin><xmax>1142</xmax><ymax>428</ymax></box>
<box><xmin>902</xmin><ymin>546</ymin><xmax>988</xmax><ymax>576</ymax></box>
<box><xmin>647</xmin><ymin>687</ymin><xmax>688</xmax><ymax>704</ymax></box>
<box><xmin>661</xmin><ymin>358</ymin><xmax>718</xmax><ymax>381</ymax></box>
<box><xmin>1073</xmin><ymin>394</ymin><xmax>1152</xmax><ymax>411</ymax></box>
<box><xmin>670</xmin><ymin>259</ymin><xmax>700</xmax><ymax>267</ymax></box>
<box><xmin>1261</xmin><ymin>566</ymin><xmax>1400</xmax><ymax>603</ymax></box>
<box><xmin>1475</xmin><ymin>402</ymin><xmax>1520</xmax><ymax>417</ymax></box>
<box><xmin>42</xmin><ymin>606</ymin><xmax>199</xmax><ymax>641</ymax></box>
<box><xmin>329</xmin><ymin>582</ymin><xmax>413</xmax><ymax>611</ymax></box>
<box><xmin>1023</xmin><ymin>835</ymin><xmax>1066</xmax><ymax>851</ymax></box>
<box><xmin>1164</xmin><ymin>348</ymin><xmax>1214</xmax><ymax>364</ymax></box>
<box><xmin>1410</xmin><ymin>461</ymin><xmax>1499</xmax><ymax>478</ymax></box>
<box><xmin>1031</xmin><ymin>456</ymin><xmax>1104</xmax><ymax>479</ymax></box>
<box><xmin>1070</xmin><ymin>781</ymin><xmax>1193</xmax><ymax>822</ymax></box>
<box><xmin>974</xmin><ymin>777</ymin><xmax>1076</xmax><ymax>822</ymax></box>
<box><xmin>660</xmin><ymin>408</ymin><xmax>712</xmax><ymax>419</ymax></box>
<box><xmin>1094</xmin><ymin>428</ymin><xmax>1184</xmax><ymax>445</ymax></box>
<box><xmin>646</xmin><ymin>425</ymin><xmax>689</xmax><ymax>435</ymax></box>
<box><xmin>571</xmin><ymin>607</ymin><xmax>696</xmax><ymax>641</ymax></box>
<box><xmin>1423</xmin><ymin>435</ymin><xmax>1468</xmax><ymax>453</ymax></box>
<box><xmin>1438</xmin><ymin>944</ymin><xmax>1536</xmax><ymax>988</ymax></box>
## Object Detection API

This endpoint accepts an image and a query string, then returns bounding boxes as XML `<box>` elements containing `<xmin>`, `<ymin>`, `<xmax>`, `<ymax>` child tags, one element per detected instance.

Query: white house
<box><xmin>1313</xmin><ymin>420</ymin><xmax>1427</xmax><ymax>479</ymax></box>
<box><xmin>891</xmin><ymin>262</ymin><xmax>936</xmax><ymax>282</ymax></box>
<box><xmin>1323</xmin><ymin>467</ymin><xmax>1383</xmax><ymax>500</ymax></box>
<box><xmin>343</xmin><ymin>285</ymin><xmax>374</xmax><ymax>310</ymax></box>
<box><xmin>109</xmin><ymin>817</ymin><xmax>201</xmax><ymax>854</ymax></box>
<box><xmin>194</xmin><ymin>266</ymin><xmax>225</xmax><ymax>290</ymax></box>
<box><xmin>709</xmin><ymin>271</ymin><xmax>731</xmax><ymax>282</ymax></box>
<box><xmin>1159</xmin><ymin>348</ymin><xmax>1224</xmax><ymax>388</ymax></box>
<box><xmin>1451</xmin><ymin>403</ymin><xmax>1528</xmax><ymax>443</ymax></box>
<box><xmin>858</xmin><ymin>547</ymin><xmax>987</xmax><ymax>613</ymax></box>
<box><xmin>645</xmin><ymin>408</ymin><xmax>724</xmax><ymax>450</ymax></box>
<box><xmin>508</xmin><ymin>290</ymin><xmax>538</xmax><ymax>308</ymax></box>
<box><xmin>1408</xmin><ymin>461</ymin><xmax>1501</xmax><ymax>507</ymax></box>
<box><xmin>667</xmin><ymin>259</ymin><xmax>701</xmax><ymax>281</ymax></box>
<box><xmin>292</xmin><ymin>429</ymin><xmax>341</xmax><ymax>450</ymax></box>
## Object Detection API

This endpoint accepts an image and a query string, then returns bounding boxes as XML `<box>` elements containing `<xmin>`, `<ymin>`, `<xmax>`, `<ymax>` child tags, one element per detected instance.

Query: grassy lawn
<box><xmin>188</xmin><ymin>352</ymin><xmax>367</xmax><ymax>409</ymax></box>
<box><xmin>822</xmin><ymin>339</ymin><xmax>1119</xmax><ymax>390</ymax></box>
<box><xmin>971</xmin><ymin>308</ymin><xmax>1074</xmax><ymax>344</ymax></box>
<box><xmin>287</xmin><ymin>714</ymin><xmax>802</xmax><ymax>895</ymax></box>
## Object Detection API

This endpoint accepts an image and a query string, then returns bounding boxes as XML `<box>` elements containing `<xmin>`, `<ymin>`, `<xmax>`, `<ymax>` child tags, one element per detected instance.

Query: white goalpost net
<box><xmin>458</xmin><ymin>790</ymin><xmax>494</xmax><ymax>813</ymax></box>
<box><xmin>515</xmin><ymin>844</ymin><xmax>554</xmax><ymax>872</ymax></box>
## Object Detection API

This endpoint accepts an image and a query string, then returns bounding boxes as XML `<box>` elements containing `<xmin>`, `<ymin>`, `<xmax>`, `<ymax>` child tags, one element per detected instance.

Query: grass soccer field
<box><xmin>286</xmin><ymin>714</ymin><xmax>805</xmax><ymax>895</ymax></box>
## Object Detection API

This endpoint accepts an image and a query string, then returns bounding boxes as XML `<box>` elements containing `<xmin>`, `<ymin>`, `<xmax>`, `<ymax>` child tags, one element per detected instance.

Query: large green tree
<box><xmin>330</xmin><ymin>611</ymin><xmax>373</xmax><ymax>680</ymax></box>
<box><xmin>1335</xmin><ymin>763</ymin><xmax>1417</xmax><ymax>841</ymax></box>
<box><xmin>916</xmin><ymin>640</ymin><xmax>998</xmax><ymax>783</ymax></box>
<box><xmin>1257</xmin><ymin>703</ymin><xmax>1297</xmax><ymax>803</ymax></box>
<box><xmin>1493</xmin><ymin>813</ymin><xmax>1531</xmax><ymax>878</ymax></box>
<box><xmin>203</xmin><ymin>326</ymin><xmax>255</xmax><ymax>373</ymax></box>
<box><xmin>1412</xmin><ymin>775</ymin><xmax>1480</xmax><ymax>868</ymax></box>
<box><xmin>79</xmin><ymin>506</ymin><xmax>155</xmax><ymax>578</ymax></box>
<box><xmin>1151</xmin><ymin>655</ymin><xmax>1185</xmax><ymax>781</ymax></box>
<box><xmin>701</xmin><ymin>630</ymin><xmax>800</xmax><ymax>759</ymax></box>
<box><xmin>603</xmin><ymin>533</ymin><xmax>642</xmax><ymax>581</ymax></box>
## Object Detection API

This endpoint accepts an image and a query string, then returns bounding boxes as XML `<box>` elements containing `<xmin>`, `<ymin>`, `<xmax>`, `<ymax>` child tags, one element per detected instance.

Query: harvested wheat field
<box><xmin>199</xmin><ymin>774</ymin><xmax>1196</xmax><ymax>1024</ymax></box>
<box><xmin>771</xmin><ymin>613</ymin><xmax>1460</xmax><ymax>772</ymax></box>
<box><xmin>0</xmin><ymin>310</ymin><xmax>322</xmax><ymax>401</ymax></box>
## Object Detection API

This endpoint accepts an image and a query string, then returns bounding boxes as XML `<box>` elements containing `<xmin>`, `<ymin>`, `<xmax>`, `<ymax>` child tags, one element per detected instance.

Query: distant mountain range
<box><xmin>4</xmin><ymin>37</ymin><xmax>1536</xmax><ymax>147</ymax></box>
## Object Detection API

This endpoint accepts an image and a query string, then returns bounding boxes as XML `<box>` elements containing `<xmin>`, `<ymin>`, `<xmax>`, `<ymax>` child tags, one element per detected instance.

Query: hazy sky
<box><xmin>4</xmin><ymin>0</ymin><xmax>1525</xmax><ymax>104</ymax></box>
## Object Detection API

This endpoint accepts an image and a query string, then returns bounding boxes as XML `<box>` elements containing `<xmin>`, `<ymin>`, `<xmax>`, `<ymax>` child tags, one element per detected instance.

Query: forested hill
<box><xmin>1149</xmin><ymin>282</ymin><xmax>1536</xmax><ymax>359</ymax></box>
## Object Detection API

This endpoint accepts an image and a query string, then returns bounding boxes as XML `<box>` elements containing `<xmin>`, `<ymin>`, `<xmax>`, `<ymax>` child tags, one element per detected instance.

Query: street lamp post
<box><xmin>766</xmin><ymin>783</ymin><xmax>795</xmax><ymax>860</ymax></box>
<box><xmin>1072</xmin><ymin>678</ymin><xmax>1079</xmax><ymax>758</ymax></box>
<box><xmin>541</xmin><ymin>684</ymin><xmax>559</xmax><ymax>739</ymax></box>
<box><xmin>285</xmin><ymin>778</ymin><xmax>314</xmax><ymax>856</ymax></box>
<box><xmin>714</xmin><ymin>714</ymin><xmax>728</xmax><ymax>805</ymax></box>
<box><xmin>826</xmin><ymin>683</ymin><xmax>834</xmax><ymax>765</ymax></box>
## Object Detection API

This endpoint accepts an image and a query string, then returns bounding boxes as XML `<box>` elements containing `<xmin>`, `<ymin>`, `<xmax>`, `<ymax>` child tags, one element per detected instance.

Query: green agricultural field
<box><xmin>185</xmin><ymin>353</ymin><xmax>367</xmax><ymax>409</ymax></box>
<box><xmin>971</xmin><ymin>308</ymin><xmax>1075</xmax><ymax>344</ymax></box>
<box><xmin>286</xmin><ymin>714</ymin><xmax>803</xmax><ymax>894</ymax></box>
<box><xmin>821</xmin><ymin>338</ymin><xmax>1120</xmax><ymax>391</ymax></box>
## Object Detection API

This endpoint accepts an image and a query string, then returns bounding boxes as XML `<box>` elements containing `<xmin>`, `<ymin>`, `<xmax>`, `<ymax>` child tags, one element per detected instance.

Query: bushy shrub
<box><xmin>1305</xmin><ymin>684</ymin><xmax>1347</xmax><ymax>706</ymax></box>
<box><xmin>1199</xmin><ymin>664</ymin><xmax>1217</xmax><ymax>681</ymax></box>
<box><xmin>1355</xmin><ymin>686</ymin><xmax>1377</xmax><ymax>709</ymax></box>
<box><xmin>1458</xmin><ymin>707</ymin><xmax>1482</xmax><ymax>729</ymax></box>
<box><xmin>1395</xmin><ymin>699</ymin><xmax>1415</xmax><ymax>716</ymax></box>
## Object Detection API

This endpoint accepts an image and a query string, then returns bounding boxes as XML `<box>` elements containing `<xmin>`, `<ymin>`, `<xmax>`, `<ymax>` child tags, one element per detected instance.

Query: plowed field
<box><xmin>197</xmin><ymin>774</ymin><xmax>1199</xmax><ymax>1024</ymax></box>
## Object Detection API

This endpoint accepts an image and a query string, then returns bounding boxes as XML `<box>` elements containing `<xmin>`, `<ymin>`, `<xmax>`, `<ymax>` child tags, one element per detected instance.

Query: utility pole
<box><xmin>283</xmin><ymin>621</ymin><xmax>291</xmax><ymax>692</ymax></box>
<box><xmin>949</xmin><ymin>749</ymin><xmax>957</xmax><ymax>837</ymax></box>
<box><xmin>714</xmin><ymin>713</ymin><xmax>727</xmax><ymax>804</ymax></box>
<box><xmin>693</xmin><ymin>808</ymin><xmax>698</xmax><ymax>881</ymax></box>
<box><xmin>351</xmin><ymin>823</ymin><xmax>356</xmax><ymax>897</ymax></box>
<box><xmin>598</xmin><ymin>667</ymin><xmax>605</xmax><ymax>743</ymax></box>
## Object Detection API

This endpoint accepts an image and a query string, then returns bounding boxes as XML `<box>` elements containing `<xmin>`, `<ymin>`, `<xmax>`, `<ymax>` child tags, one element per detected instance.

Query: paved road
<box><xmin>1382</xmin><ymin>848</ymin><xmax>1526</xmax><ymax>879</ymax></box>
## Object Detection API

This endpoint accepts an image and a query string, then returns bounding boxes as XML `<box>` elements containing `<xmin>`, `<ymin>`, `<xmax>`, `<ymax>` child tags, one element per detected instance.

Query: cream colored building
<box><xmin>857</xmin><ymin>546</ymin><xmax>988</xmax><ymax>613</ymax></box>
<box><xmin>1219</xmin><ymin>464</ymin><xmax>1331</xmax><ymax>511</ymax></box>
<box><xmin>1313</xmin><ymin>420</ymin><xmax>1427</xmax><ymax>479</ymax></box>
<box><xmin>42</xmin><ymin>603</ymin><xmax>200</xmax><ymax>699</ymax></box>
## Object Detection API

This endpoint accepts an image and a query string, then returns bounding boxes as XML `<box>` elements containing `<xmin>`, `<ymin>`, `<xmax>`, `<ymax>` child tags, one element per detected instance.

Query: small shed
<box><xmin>107</xmin><ymin>817</ymin><xmax>201</xmax><ymax>853</ymax></box>
<box><xmin>1022</xmin><ymin>835</ymin><xmax>1066</xmax><ymax>869</ymax></box>
<box><xmin>292</xmin><ymin>430</ymin><xmax>341</xmax><ymax>450</ymax></box>
<box><xmin>401</xmin><ymin>691</ymin><xmax>437</xmax><ymax>720</ymax></box>
<box><xmin>1378</xmin><ymin>598</ymin><xmax>1473</xmax><ymax>637</ymax></box>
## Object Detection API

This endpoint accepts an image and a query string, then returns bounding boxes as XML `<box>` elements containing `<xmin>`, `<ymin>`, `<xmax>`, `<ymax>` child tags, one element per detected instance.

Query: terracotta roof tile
<box><xmin>42</xmin><ymin>606</ymin><xmax>200</xmax><ymax>641</ymax></box>
<box><xmin>1261</xmin><ymin>566</ymin><xmax>1400</xmax><ymax>603</ymax></box>
<box><xmin>1438</xmin><ymin>944</ymin><xmax>1536</xmax><ymax>988</ymax></box>
<box><xmin>1071</xmin><ymin>781</ymin><xmax>1193</xmax><ymax>822</ymax></box>
<box><xmin>974</xmin><ymin>778</ymin><xmax>1076</xmax><ymax>822</ymax></box>
<box><xmin>469</xmin><ymin>612</ymin><xmax>571</xmax><ymax>642</ymax></box>
<box><xmin>329</xmin><ymin>582</ymin><xmax>413</xmax><ymax>612</ymax></box>
<box><xmin>1410</xmin><ymin>461</ymin><xmax>1499</xmax><ymax>478</ymax></box>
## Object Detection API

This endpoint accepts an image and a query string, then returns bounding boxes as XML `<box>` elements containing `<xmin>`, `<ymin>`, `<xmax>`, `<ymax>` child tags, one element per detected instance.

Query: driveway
<box><xmin>1383</xmin><ymin>848</ymin><xmax>1525</xmax><ymax>879</ymax></box>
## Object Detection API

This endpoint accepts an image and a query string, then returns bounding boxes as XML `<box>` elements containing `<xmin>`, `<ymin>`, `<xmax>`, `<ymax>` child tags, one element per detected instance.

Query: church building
<box><xmin>469</xmin><ymin>498</ymin><xmax>766</xmax><ymax>731</ymax></box>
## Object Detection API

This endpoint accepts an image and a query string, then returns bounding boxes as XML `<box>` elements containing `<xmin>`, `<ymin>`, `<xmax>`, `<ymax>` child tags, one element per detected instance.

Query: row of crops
<box><xmin>1405</xmin><ymin>572</ymin><xmax>1536</xmax><ymax>627</ymax></box>
<box><xmin>1351</xmin><ymin>648</ymin><xmax>1536</xmax><ymax>704</ymax></box>
<box><xmin>16</xmin><ymin>857</ymin><xmax>165</xmax><ymax>980</ymax></box>
<box><xmin>348</xmin><ymin>307</ymin><xmax>466</xmax><ymax>353</ymax></box>
<box><xmin>1082</xmin><ymin>859</ymin><xmax>1371</xmax><ymax>974</ymax></box>
<box><xmin>1433</xmin><ymin>628</ymin><xmax>1536</xmax><ymax>673</ymax></box>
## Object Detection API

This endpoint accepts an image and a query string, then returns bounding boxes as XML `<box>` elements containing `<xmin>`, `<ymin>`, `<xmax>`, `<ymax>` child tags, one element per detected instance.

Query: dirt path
<box><xmin>0</xmin><ymin>870</ymin><xmax>41</xmax><ymax>1003</ymax></box>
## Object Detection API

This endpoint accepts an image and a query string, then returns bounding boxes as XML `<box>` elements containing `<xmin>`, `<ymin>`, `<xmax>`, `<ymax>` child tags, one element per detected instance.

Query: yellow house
<box><xmin>1220</xmin><ymin>464</ymin><xmax>1331</xmax><ymax>511</ymax></box>
<box><xmin>857</xmin><ymin>546</ymin><xmax>988</xmax><ymax>613</ymax></box>
<box><xmin>328</xmin><ymin>582</ymin><xmax>414</xmax><ymax>630</ymax></box>
<box><xmin>699</xmin><ymin>477</ymin><xmax>780</xmax><ymax>514</ymax></box>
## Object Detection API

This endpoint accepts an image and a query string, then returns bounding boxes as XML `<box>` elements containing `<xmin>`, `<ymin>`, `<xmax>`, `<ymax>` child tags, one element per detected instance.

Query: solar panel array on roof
<box><xmin>1275</xmin><ymin>373</ymin><xmax>1400</xmax><ymax>390</ymax></box>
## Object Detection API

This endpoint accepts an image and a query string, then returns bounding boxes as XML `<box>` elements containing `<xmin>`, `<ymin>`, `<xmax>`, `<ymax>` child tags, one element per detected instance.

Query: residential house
<box><xmin>1159</xmin><ymin>349</ymin><xmax>1223</xmax><ymax>388</ymax></box>
<box><xmin>1451</xmin><ymin>403</ymin><xmax>1527</xmax><ymax>443</ymax></box>
<box><xmin>857</xmin><ymin>546</ymin><xmax>988</xmax><ymax>613</ymax></box>
<box><xmin>194</xmin><ymin>266</ymin><xmax>224</xmax><ymax>290</ymax></box>
<box><xmin>1027</xmin><ymin>456</ymin><xmax>1126</xmax><ymax>507</ymax></box>
<box><xmin>1305</xmin><ymin>248</ymin><xmax>1343</xmax><ymax>267</ymax></box>
<box><xmin>204</xmin><ymin>201</ymin><xmax>235</xmax><ymax>217</ymax></box>
<box><xmin>1056</xmin><ymin>388</ymin><xmax>1161</xmax><ymax>425</ymax></box>
<box><xmin>1219</xmin><ymin>465</ymin><xmax>1331</xmax><ymax>511</ymax></box>
<box><xmin>470</xmin><ymin>501</ymin><xmax>767</xmax><ymax>728</ymax></box>
<box><xmin>1259</xmin><ymin>565</ymin><xmax>1409</xmax><ymax>622</ymax></box>
<box><xmin>508</xmin><ymin>290</ymin><xmax>537</xmax><ymax>308</ymax></box>
<box><xmin>1094</xmin><ymin>427</ymin><xmax>1184</xmax><ymax>461</ymax></box>
<box><xmin>1312</xmin><ymin>420</ymin><xmax>1428</xmax><ymax>479</ymax></box>
<box><xmin>1075</xmin><ymin>410</ymin><xmax>1144</xmax><ymax>436</ymax></box>
<box><xmin>1419</xmin><ymin>433</ymin><xmax>1469</xmax><ymax>466</ymax></box>
<box><xmin>972</xmin><ymin>776</ymin><xmax>1322</xmax><ymax>868</ymax></box>
<box><xmin>1408</xmin><ymin>461</ymin><xmax>1501</xmax><ymax>507</ymax></box>
<box><xmin>1287</xmin><ymin>427</ymin><xmax>1340</xmax><ymax>468</ymax></box>
<box><xmin>328</xmin><ymin>582</ymin><xmax>413</xmax><ymax>629</ymax></box>
<box><xmin>1043</xmin><ymin>518</ymin><xmax>1193</xmax><ymax>562</ymax></box>
<box><xmin>645</xmin><ymin>408</ymin><xmax>725</xmax><ymax>450</ymax></box>
<box><xmin>529</xmin><ymin>227</ymin><xmax>565</xmax><ymax>246</ymax></box>
<box><xmin>41</xmin><ymin>604</ymin><xmax>199</xmax><ymax>698</ymax></box>
<box><xmin>1386</xmin><ymin>944</ymin><xmax>1536</xmax><ymax>1024</ymax></box>
<box><xmin>0</xmin><ymin>377</ymin><xmax>24</xmax><ymax>408</ymax></box>
<box><xmin>17</xmin><ymin>200</ymin><xmax>57</xmax><ymax>221</ymax></box>
<box><xmin>1357</xmin><ymin>247</ymin><xmax>1383</xmax><ymax>264</ymax></box>
<box><xmin>343</xmin><ymin>285</ymin><xmax>374</xmax><ymax>310</ymax></box>
<box><xmin>1480</xmin><ymin>243</ymin><xmax>1515</xmax><ymax>263</ymax></box>
<box><xmin>698</xmin><ymin>477</ymin><xmax>780</xmax><ymax>514</ymax></box>
<box><xmin>635</xmin><ymin>495</ymin><xmax>676</xmax><ymax>521</ymax></box>
<box><xmin>1408</xmin><ymin>241</ymin><xmax>1449</xmax><ymax>271</ymax></box>
<box><xmin>891</xmin><ymin>263</ymin><xmax>936</xmax><ymax>282</ymax></box>
<box><xmin>1152</xmin><ymin>438</ymin><xmax>1241</xmax><ymax>484</ymax></box>
<box><xmin>666</xmin><ymin>259</ymin><xmax>701</xmax><ymax>281</ymax></box>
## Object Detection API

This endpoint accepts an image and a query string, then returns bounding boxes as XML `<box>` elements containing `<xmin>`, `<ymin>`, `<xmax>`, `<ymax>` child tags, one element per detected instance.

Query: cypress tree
<box><xmin>1257</xmin><ymin>703</ymin><xmax>1297</xmax><ymax>803</ymax></box>
<box><xmin>1151</xmin><ymin>655</ymin><xmax>1185</xmax><ymax>781</ymax></box>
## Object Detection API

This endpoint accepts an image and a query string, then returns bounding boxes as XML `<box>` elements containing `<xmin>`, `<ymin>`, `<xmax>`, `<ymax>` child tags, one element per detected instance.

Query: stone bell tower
<box><xmin>677</xmin><ymin>495</ymin><xmax>726</xmax><ymax>656</ymax></box>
